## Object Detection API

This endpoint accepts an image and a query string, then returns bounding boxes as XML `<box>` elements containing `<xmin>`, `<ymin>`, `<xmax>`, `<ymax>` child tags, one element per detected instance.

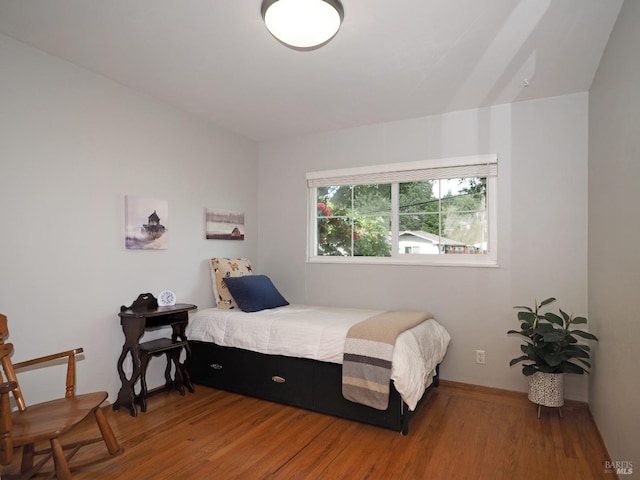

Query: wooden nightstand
<box><xmin>113</xmin><ymin>293</ymin><xmax>197</xmax><ymax>416</ymax></box>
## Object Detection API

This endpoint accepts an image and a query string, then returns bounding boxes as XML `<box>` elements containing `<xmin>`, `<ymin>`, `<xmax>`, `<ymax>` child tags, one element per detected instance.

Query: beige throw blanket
<box><xmin>342</xmin><ymin>310</ymin><xmax>433</xmax><ymax>410</ymax></box>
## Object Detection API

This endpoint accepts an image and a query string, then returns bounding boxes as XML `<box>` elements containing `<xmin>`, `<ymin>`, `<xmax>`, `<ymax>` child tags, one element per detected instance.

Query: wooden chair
<box><xmin>0</xmin><ymin>313</ymin><xmax>123</xmax><ymax>479</ymax></box>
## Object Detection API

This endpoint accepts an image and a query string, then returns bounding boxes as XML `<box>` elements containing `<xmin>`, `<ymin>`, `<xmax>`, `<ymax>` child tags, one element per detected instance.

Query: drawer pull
<box><xmin>210</xmin><ymin>363</ymin><xmax>223</xmax><ymax>370</ymax></box>
<box><xmin>271</xmin><ymin>375</ymin><xmax>286</xmax><ymax>383</ymax></box>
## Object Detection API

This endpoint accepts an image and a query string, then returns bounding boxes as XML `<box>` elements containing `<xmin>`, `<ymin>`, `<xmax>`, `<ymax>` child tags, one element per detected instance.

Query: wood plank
<box><xmin>0</xmin><ymin>382</ymin><xmax>616</xmax><ymax>479</ymax></box>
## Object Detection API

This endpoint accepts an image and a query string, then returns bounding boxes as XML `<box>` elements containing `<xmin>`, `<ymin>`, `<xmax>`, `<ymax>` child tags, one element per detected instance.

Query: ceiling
<box><xmin>0</xmin><ymin>0</ymin><xmax>624</xmax><ymax>141</ymax></box>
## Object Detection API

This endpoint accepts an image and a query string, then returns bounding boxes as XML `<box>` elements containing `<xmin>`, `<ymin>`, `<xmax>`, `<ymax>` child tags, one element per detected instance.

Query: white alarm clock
<box><xmin>157</xmin><ymin>290</ymin><xmax>176</xmax><ymax>306</ymax></box>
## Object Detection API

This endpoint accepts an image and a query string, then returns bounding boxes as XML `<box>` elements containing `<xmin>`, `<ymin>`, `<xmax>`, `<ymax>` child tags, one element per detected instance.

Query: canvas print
<box><xmin>125</xmin><ymin>195</ymin><xmax>169</xmax><ymax>249</ymax></box>
<box><xmin>206</xmin><ymin>208</ymin><xmax>245</xmax><ymax>240</ymax></box>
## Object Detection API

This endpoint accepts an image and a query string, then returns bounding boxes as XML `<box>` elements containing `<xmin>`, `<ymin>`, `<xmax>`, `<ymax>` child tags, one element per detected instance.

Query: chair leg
<box><xmin>50</xmin><ymin>438</ymin><xmax>72</xmax><ymax>480</ymax></box>
<box><xmin>20</xmin><ymin>443</ymin><xmax>35</xmax><ymax>474</ymax></box>
<box><xmin>94</xmin><ymin>407</ymin><xmax>123</xmax><ymax>456</ymax></box>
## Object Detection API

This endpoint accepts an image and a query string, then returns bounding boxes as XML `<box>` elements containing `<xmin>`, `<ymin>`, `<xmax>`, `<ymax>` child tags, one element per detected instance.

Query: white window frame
<box><xmin>306</xmin><ymin>154</ymin><xmax>498</xmax><ymax>267</ymax></box>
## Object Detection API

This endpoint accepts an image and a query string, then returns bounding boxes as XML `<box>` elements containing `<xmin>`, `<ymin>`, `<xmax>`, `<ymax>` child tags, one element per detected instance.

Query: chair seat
<box><xmin>11</xmin><ymin>391</ymin><xmax>108</xmax><ymax>445</ymax></box>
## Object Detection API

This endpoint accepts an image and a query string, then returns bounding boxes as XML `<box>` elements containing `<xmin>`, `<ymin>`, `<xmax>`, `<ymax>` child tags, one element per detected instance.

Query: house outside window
<box><xmin>307</xmin><ymin>155</ymin><xmax>498</xmax><ymax>267</ymax></box>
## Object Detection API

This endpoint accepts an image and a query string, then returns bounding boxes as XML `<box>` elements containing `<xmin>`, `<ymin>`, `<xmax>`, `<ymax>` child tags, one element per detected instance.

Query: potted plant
<box><xmin>508</xmin><ymin>297</ymin><xmax>598</xmax><ymax>416</ymax></box>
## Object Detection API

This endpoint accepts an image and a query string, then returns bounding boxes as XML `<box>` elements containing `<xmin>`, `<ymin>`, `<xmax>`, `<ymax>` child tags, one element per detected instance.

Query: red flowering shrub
<box><xmin>317</xmin><ymin>202</ymin><xmax>332</xmax><ymax>217</ymax></box>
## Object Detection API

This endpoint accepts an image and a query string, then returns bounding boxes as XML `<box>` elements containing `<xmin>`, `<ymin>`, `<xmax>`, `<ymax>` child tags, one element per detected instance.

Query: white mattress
<box><xmin>186</xmin><ymin>304</ymin><xmax>450</xmax><ymax>410</ymax></box>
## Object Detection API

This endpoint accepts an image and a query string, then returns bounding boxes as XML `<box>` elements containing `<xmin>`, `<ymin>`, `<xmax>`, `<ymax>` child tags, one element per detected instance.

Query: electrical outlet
<box><xmin>476</xmin><ymin>350</ymin><xmax>486</xmax><ymax>364</ymax></box>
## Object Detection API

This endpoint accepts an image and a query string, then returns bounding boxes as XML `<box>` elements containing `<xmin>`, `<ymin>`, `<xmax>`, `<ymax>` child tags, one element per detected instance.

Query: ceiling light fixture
<box><xmin>261</xmin><ymin>0</ymin><xmax>344</xmax><ymax>51</ymax></box>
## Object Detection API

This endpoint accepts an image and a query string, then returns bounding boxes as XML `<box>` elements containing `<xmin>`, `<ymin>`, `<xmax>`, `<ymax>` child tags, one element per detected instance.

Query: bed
<box><xmin>185</xmin><ymin>258</ymin><xmax>450</xmax><ymax>434</ymax></box>
<box><xmin>186</xmin><ymin>303</ymin><xmax>450</xmax><ymax>434</ymax></box>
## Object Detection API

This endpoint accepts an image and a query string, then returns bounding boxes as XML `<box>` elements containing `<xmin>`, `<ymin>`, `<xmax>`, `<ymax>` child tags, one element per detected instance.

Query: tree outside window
<box><xmin>307</xmin><ymin>154</ymin><xmax>498</xmax><ymax>266</ymax></box>
<box><xmin>316</xmin><ymin>178</ymin><xmax>487</xmax><ymax>257</ymax></box>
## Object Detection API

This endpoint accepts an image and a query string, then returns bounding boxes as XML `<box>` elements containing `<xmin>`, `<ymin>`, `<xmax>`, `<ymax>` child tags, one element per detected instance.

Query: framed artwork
<box><xmin>125</xmin><ymin>195</ymin><xmax>169</xmax><ymax>249</ymax></box>
<box><xmin>206</xmin><ymin>208</ymin><xmax>245</xmax><ymax>240</ymax></box>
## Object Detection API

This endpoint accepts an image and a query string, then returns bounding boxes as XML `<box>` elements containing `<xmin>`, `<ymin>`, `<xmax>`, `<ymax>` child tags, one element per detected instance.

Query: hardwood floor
<box><xmin>1</xmin><ymin>381</ymin><xmax>615</xmax><ymax>480</ymax></box>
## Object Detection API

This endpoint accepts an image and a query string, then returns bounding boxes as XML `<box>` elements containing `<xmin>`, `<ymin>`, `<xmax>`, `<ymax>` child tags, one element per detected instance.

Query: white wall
<box><xmin>589</xmin><ymin>0</ymin><xmax>640</xmax><ymax>470</ymax></box>
<box><xmin>259</xmin><ymin>93</ymin><xmax>590</xmax><ymax>400</ymax></box>
<box><xmin>0</xmin><ymin>25</ymin><xmax>597</xmax><ymax>413</ymax></box>
<box><xmin>0</xmin><ymin>34</ymin><xmax>258</xmax><ymax>404</ymax></box>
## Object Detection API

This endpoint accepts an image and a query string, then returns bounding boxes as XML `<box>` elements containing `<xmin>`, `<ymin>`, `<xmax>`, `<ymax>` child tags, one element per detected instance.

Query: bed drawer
<box><xmin>189</xmin><ymin>341</ymin><xmax>314</xmax><ymax>407</ymax></box>
<box><xmin>252</xmin><ymin>355</ymin><xmax>314</xmax><ymax>407</ymax></box>
<box><xmin>189</xmin><ymin>341</ymin><xmax>246</xmax><ymax>391</ymax></box>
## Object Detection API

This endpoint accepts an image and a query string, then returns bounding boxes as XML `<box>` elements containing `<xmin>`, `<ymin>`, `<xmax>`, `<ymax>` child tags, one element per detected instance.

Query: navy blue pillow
<box><xmin>223</xmin><ymin>275</ymin><xmax>289</xmax><ymax>313</ymax></box>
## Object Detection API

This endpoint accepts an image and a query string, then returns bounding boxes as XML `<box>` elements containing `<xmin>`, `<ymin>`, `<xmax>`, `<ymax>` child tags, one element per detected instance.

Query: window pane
<box><xmin>354</xmin><ymin>184</ymin><xmax>391</xmax><ymax>215</ymax></box>
<box><xmin>440</xmin><ymin>177</ymin><xmax>486</xmax><ymax>211</ymax></box>
<box><xmin>317</xmin><ymin>184</ymin><xmax>392</xmax><ymax>257</ymax></box>
<box><xmin>353</xmin><ymin>184</ymin><xmax>392</xmax><ymax>257</ymax></box>
<box><xmin>317</xmin><ymin>185</ymin><xmax>354</xmax><ymax>256</ymax></box>
<box><xmin>442</xmin><ymin>211</ymin><xmax>488</xmax><ymax>254</ymax></box>
<box><xmin>354</xmin><ymin>215</ymin><xmax>391</xmax><ymax>256</ymax></box>
<box><xmin>439</xmin><ymin>177</ymin><xmax>487</xmax><ymax>255</ymax></box>
<box><xmin>399</xmin><ymin>181</ymin><xmax>441</xmax><ymax>255</ymax></box>
<box><xmin>399</xmin><ymin>181</ymin><xmax>438</xmax><ymax>213</ymax></box>
<box><xmin>318</xmin><ymin>185</ymin><xmax>352</xmax><ymax>213</ymax></box>
<box><xmin>317</xmin><ymin>216</ymin><xmax>353</xmax><ymax>256</ymax></box>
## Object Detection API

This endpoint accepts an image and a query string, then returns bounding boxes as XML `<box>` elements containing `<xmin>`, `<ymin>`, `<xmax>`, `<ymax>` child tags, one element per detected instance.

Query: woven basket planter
<box><xmin>528</xmin><ymin>372</ymin><xmax>564</xmax><ymax>407</ymax></box>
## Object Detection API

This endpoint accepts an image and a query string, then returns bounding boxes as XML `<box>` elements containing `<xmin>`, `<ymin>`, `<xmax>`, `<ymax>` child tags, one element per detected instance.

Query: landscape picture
<box><xmin>206</xmin><ymin>208</ymin><xmax>245</xmax><ymax>240</ymax></box>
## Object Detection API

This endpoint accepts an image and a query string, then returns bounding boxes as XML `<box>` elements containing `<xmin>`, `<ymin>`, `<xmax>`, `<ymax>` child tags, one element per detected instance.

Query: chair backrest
<box><xmin>0</xmin><ymin>314</ymin><xmax>18</xmax><ymax>466</ymax></box>
<box><xmin>0</xmin><ymin>314</ymin><xmax>27</xmax><ymax>412</ymax></box>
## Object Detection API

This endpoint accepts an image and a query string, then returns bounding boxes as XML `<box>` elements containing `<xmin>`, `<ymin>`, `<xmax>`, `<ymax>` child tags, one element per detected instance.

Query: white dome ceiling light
<box><xmin>261</xmin><ymin>0</ymin><xmax>344</xmax><ymax>51</ymax></box>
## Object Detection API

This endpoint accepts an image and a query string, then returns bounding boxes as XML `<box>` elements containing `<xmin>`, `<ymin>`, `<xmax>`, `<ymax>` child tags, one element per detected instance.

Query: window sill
<box><xmin>306</xmin><ymin>255</ymin><xmax>499</xmax><ymax>268</ymax></box>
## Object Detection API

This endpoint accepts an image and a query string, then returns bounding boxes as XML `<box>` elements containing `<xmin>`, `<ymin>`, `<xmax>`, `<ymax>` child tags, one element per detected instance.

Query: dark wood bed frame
<box><xmin>188</xmin><ymin>340</ymin><xmax>439</xmax><ymax>435</ymax></box>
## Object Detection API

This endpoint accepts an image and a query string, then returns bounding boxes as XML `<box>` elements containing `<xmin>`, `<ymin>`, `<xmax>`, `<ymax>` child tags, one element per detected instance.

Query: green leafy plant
<box><xmin>316</xmin><ymin>197</ymin><xmax>391</xmax><ymax>257</ymax></box>
<box><xmin>508</xmin><ymin>297</ymin><xmax>598</xmax><ymax>376</ymax></box>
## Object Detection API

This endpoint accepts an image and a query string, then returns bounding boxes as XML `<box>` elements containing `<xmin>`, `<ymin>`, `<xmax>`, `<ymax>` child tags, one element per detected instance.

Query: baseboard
<box><xmin>438</xmin><ymin>379</ymin><xmax>589</xmax><ymax>409</ymax></box>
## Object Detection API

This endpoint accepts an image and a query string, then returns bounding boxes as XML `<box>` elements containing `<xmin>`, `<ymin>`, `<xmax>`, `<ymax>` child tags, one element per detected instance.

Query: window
<box><xmin>307</xmin><ymin>155</ymin><xmax>498</xmax><ymax>266</ymax></box>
